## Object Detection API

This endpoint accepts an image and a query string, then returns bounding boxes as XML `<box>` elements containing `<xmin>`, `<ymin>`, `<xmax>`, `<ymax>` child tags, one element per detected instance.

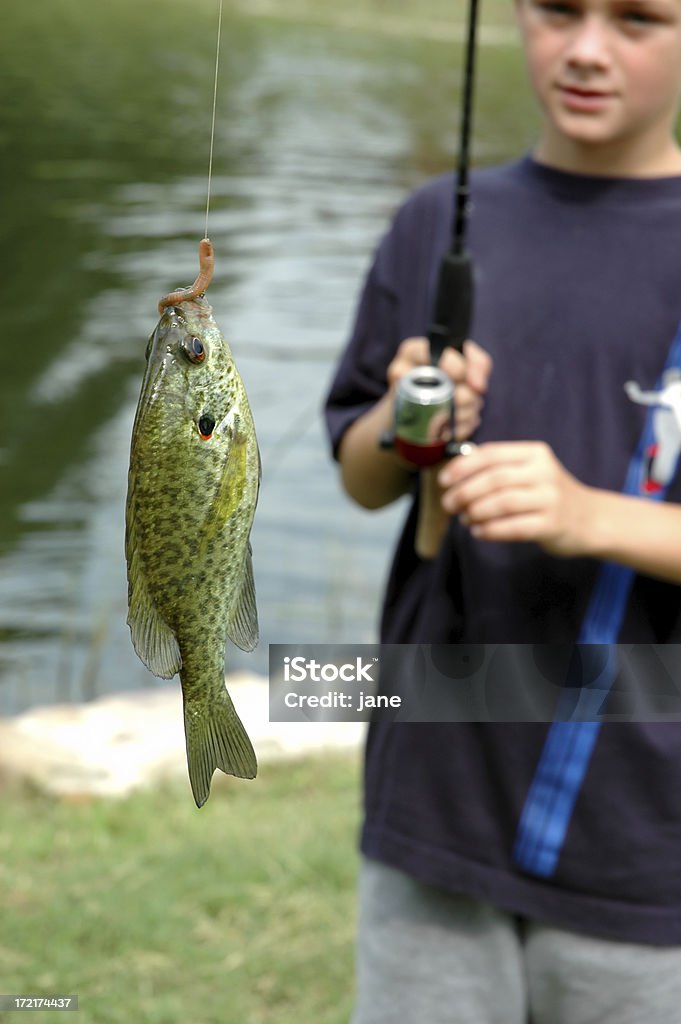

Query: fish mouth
<box><xmin>157</xmin><ymin>300</ymin><xmax>210</xmax><ymax>336</ymax></box>
<box><xmin>139</xmin><ymin>313</ymin><xmax>184</xmax><ymax>390</ymax></box>
<box><xmin>156</xmin><ymin>307</ymin><xmax>182</xmax><ymax>334</ymax></box>
<box><xmin>149</xmin><ymin>309</ymin><xmax>190</xmax><ymax>357</ymax></box>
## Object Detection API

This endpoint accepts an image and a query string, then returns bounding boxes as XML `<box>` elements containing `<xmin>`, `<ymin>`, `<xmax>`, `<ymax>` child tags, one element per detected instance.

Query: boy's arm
<box><xmin>338</xmin><ymin>390</ymin><xmax>414</xmax><ymax>509</ymax></box>
<box><xmin>578</xmin><ymin>490</ymin><xmax>681</xmax><ymax>585</ymax></box>
<box><xmin>438</xmin><ymin>441</ymin><xmax>681</xmax><ymax>585</ymax></box>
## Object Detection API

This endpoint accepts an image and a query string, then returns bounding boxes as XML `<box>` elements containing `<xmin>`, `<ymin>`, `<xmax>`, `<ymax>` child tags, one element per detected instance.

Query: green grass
<box><xmin>0</xmin><ymin>754</ymin><xmax>361</xmax><ymax>1024</ymax></box>
<box><xmin>228</xmin><ymin>0</ymin><xmax>518</xmax><ymax>35</ymax></box>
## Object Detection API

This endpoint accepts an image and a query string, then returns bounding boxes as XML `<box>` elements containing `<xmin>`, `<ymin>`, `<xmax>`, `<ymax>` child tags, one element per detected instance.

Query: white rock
<box><xmin>0</xmin><ymin>674</ymin><xmax>364</xmax><ymax>799</ymax></box>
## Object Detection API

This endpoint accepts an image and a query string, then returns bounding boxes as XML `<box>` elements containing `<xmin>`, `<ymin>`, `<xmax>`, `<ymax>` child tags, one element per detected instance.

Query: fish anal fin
<box><xmin>227</xmin><ymin>546</ymin><xmax>259</xmax><ymax>653</ymax></box>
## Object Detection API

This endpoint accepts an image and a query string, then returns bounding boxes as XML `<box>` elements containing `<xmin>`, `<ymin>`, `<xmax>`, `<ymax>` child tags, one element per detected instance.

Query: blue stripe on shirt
<box><xmin>513</xmin><ymin>325</ymin><xmax>681</xmax><ymax>877</ymax></box>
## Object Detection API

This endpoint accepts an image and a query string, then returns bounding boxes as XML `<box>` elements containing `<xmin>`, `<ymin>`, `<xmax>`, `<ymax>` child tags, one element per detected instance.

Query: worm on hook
<box><xmin>158</xmin><ymin>238</ymin><xmax>215</xmax><ymax>314</ymax></box>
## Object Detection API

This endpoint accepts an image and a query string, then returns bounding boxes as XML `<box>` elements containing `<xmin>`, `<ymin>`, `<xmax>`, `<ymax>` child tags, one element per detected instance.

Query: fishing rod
<box><xmin>429</xmin><ymin>0</ymin><xmax>479</xmax><ymax>364</ymax></box>
<box><xmin>380</xmin><ymin>0</ymin><xmax>481</xmax><ymax>556</ymax></box>
<box><xmin>381</xmin><ymin>0</ymin><xmax>480</xmax><ymax>464</ymax></box>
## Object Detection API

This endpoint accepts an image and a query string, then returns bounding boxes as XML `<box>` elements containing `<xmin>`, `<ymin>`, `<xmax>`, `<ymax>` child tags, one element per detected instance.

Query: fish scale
<box><xmin>126</xmin><ymin>295</ymin><xmax>260</xmax><ymax>806</ymax></box>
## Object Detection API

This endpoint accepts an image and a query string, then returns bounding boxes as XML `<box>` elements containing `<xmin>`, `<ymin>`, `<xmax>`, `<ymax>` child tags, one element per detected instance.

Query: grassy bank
<box><xmin>0</xmin><ymin>754</ymin><xmax>361</xmax><ymax>1024</ymax></box>
<box><xmin>227</xmin><ymin>0</ymin><xmax>518</xmax><ymax>37</ymax></box>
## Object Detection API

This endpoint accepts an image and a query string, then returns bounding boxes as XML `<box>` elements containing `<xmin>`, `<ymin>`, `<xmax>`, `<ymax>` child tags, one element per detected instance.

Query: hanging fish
<box><xmin>125</xmin><ymin>239</ymin><xmax>260</xmax><ymax>806</ymax></box>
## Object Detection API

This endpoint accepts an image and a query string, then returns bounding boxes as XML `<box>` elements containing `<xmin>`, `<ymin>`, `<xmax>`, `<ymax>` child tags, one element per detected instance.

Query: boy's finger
<box><xmin>441</xmin><ymin>463</ymin><xmax>533</xmax><ymax>514</ymax></box>
<box><xmin>398</xmin><ymin>336</ymin><xmax>430</xmax><ymax>364</ymax></box>
<box><xmin>438</xmin><ymin>346</ymin><xmax>467</xmax><ymax>383</ymax></box>
<box><xmin>387</xmin><ymin>337</ymin><xmax>430</xmax><ymax>387</ymax></box>
<box><xmin>438</xmin><ymin>441</ymin><xmax>537</xmax><ymax>488</ymax></box>
<box><xmin>463</xmin><ymin>339</ymin><xmax>493</xmax><ymax>392</ymax></box>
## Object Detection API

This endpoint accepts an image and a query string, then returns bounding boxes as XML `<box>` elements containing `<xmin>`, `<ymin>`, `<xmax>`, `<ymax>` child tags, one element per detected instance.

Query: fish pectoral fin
<box><xmin>226</xmin><ymin>544</ymin><xmax>259</xmax><ymax>653</ymax></box>
<box><xmin>126</xmin><ymin>479</ymin><xmax>182</xmax><ymax>679</ymax></box>
<box><xmin>198</xmin><ymin>431</ymin><xmax>248</xmax><ymax>560</ymax></box>
<box><xmin>127</xmin><ymin>549</ymin><xmax>182</xmax><ymax>679</ymax></box>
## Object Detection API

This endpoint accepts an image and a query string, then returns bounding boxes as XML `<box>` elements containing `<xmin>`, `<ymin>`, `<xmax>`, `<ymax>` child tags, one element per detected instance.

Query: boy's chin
<box><xmin>552</xmin><ymin>110</ymin><xmax>620</xmax><ymax>145</ymax></box>
<box><xmin>542</xmin><ymin>111</ymin><xmax>631</xmax><ymax>158</ymax></box>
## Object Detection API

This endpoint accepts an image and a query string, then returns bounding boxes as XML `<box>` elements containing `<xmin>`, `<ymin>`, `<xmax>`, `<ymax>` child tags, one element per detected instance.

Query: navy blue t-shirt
<box><xmin>325</xmin><ymin>157</ymin><xmax>681</xmax><ymax>945</ymax></box>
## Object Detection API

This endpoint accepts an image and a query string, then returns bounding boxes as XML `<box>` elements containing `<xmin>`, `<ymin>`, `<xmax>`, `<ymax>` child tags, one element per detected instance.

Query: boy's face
<box><xmin>515</xmin><ymin>0</ymin><xmax>681</xmax><ymax>166</ymax></box>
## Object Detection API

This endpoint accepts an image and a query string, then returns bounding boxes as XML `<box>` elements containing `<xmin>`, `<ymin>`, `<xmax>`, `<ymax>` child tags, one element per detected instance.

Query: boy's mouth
<box><xmin>557</xmin><ymin>84</ymin><xmax>615</xmax><ymax>112</ymax></box>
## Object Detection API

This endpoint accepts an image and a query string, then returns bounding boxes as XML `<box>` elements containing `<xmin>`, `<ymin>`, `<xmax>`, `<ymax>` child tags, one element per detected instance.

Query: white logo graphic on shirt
<box><xmin>625</xmin><ymin>370</ymin><xmax>681</xmax><ymax>492</ymax></box>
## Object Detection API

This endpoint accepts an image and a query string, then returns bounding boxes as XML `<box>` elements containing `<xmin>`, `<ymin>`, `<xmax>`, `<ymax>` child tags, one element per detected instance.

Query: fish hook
<box><xmin>158</xmin><ymin>238</ymin><xmax>215</xmax><ymax>314</ymax></box>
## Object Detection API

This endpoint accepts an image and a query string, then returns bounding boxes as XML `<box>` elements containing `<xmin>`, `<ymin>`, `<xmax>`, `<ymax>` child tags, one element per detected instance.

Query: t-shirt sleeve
<box><xmin>324</xmin><ymin>175</ymin><xmax>451</xmax><ymax>459</ymax></box>
<box><xmin>323</xmin><ymin>230</ymin><xmax>400</xmax><ymax>460</ymax></box>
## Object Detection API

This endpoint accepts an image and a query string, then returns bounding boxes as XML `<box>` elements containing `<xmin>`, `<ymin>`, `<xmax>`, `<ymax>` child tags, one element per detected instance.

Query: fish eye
<box><xmin>181</xmin><ymin>336</ymin><xmax>206</xmax><ymax>364</ymax></box>
<box><xmin>198</xmin><ymin>414</ymin><xmax>215</xmax><ymax>439</ymax></box>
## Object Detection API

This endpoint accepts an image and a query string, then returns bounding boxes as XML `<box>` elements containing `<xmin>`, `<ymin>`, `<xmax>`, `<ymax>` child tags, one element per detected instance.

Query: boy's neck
<box><xmin>534</xmin><ymin>127</ymin><xmax>681</xmax><ymax>179</ymax></box>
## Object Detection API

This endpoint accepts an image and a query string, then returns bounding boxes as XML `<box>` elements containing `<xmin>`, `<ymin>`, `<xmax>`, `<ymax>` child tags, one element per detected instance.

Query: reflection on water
<box><xmin>0</xmin><ymin>0</ymin><xmax>530</xmax><ymax>712</ymax></box>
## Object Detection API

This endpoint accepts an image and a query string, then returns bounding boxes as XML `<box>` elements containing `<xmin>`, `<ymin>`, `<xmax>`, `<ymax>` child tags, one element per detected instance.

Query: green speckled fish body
<box><xmin>125</xmin><ymin>296</ymin><xmax>259</xmax><ymax>806</ymax></box>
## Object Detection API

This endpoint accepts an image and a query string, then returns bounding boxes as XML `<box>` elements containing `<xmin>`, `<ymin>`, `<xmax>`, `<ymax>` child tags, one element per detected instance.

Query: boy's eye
<box><xmin>616</xmin><ymin>3</ymin><xmax>672</xmax><ymax>28</ymax></box>
<box><xmin>531</xmin><ymin>0</ymin><xmax>670</xmax><ymax>26</ymax></box>
<box><xmin>620</xmin><ymin>7</ymin><xmax>658</xmax><ymax>24</ymax></box>
<box><xmin>533</xmin><ymin>1</ymin><xmax>579</xmax><ymax>17</ymax></box>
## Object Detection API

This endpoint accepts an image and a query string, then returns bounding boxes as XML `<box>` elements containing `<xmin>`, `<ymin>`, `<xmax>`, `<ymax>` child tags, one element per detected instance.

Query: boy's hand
<box><xmin>387</xmin><ymin>337</ymin><xmax>492</xmax><ymax>441</ymax></box>
<box><xmin>437</xmin><ymin>441</ymin><xmax>596</xmax><ymax>557</ymax></box>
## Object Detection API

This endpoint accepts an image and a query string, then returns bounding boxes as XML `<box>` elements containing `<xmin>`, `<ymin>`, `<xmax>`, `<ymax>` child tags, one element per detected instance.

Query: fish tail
<box><xmin>182</xmin><ymin>683</ymin><xmax>257</xmax><ymax>808</ymax></box>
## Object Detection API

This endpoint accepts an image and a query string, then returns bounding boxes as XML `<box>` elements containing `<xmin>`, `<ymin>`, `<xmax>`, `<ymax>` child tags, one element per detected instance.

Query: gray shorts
<box><xmin>352</xmin><ymin>858</ymin><xmax>681</xmax><ymax>1024</ymax></box>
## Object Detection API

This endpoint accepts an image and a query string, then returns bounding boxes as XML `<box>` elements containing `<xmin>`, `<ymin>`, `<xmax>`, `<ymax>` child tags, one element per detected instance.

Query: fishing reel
<box><xmin>380</xmin><ymin>364</ymin><xmax>474</xmax><ymax>468</ymax></box>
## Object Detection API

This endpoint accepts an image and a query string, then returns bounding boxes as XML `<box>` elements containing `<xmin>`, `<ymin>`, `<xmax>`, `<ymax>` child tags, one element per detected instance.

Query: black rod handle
<box><xmin>428</xmin><ymin>249</ymin><xmax>473</xmax><ymax>364</ymax></box>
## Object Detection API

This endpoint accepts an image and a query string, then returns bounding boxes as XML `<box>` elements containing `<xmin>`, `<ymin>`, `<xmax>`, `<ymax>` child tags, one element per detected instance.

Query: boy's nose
<box><xmin>564</xmin><ymin>15</ymin><xmax>612</xmax><ymax>72</ymax></box>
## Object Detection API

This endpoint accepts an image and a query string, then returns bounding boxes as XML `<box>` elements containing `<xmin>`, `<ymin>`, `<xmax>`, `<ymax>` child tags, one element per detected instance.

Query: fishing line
<box><xmin>205</xmin><ymin>0</ymin><xmax>224</xmax><ymax>240</ymax></box>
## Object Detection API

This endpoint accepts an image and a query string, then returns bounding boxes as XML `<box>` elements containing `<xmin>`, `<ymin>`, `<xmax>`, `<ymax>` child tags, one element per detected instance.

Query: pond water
<box><xmin>0</xmin><ymin>0</ymin><xmax>534</xmax><ymax>713</ymax></box>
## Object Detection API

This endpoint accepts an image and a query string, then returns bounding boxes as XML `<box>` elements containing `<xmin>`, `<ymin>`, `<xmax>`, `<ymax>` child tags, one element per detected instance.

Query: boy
<box><xmin>325</xmin><ymin>1</ymin><xmax>681</xmax><ymax>1022</ymax></box>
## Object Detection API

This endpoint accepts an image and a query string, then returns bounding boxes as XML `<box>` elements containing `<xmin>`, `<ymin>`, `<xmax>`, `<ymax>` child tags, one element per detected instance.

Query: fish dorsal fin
<box><xmin>126</xmin><ymin>504</ymin><xmax>182</xmax><ymax>679</ymax></box>
<box><xmin>227</xmin><ymin>545</ymin><xmax>259</xmax><ymax>653</ymax></box>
